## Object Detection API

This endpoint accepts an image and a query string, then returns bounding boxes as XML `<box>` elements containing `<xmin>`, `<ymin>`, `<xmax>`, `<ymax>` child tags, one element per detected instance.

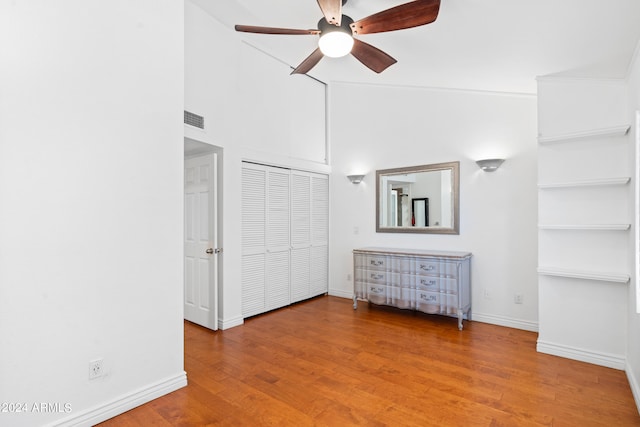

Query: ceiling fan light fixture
<box><xmin>319</xmin><ymin>32</ymin><xmax>354</xmax><ymax>57</ymax></box>
<box><xmin>317</xmin><ymin>15</ymin><xmax>355</xmax><ymax>58</ymax></box>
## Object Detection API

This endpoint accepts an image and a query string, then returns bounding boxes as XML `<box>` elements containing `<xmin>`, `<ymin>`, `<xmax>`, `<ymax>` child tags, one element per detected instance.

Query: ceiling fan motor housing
<box><xmin>318</xmin><ymin>15</ymin><xmax>354</xmax><ymax>35</ymax></box>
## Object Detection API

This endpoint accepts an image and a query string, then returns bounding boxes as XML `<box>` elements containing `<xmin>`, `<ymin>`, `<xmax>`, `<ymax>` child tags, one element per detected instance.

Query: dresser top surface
<box><xmin>353</xmin><ymin>247</ymin><xmax>472</xmax><ymax>260</ymax></box>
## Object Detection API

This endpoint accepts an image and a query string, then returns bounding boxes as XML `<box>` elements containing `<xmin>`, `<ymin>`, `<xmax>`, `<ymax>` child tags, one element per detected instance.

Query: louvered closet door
<box><xmin>291</xmin><ymin>172</ymin><xmax>311</xmax><ymax>302</ymax></box>
<box><xmin>290</xmin><ymin>171</ymin><xmax>329</xmax><ymax>301</ymax></box>
<box><xmin>266</xmin><ymin>169</ymin><xmax>291</xmax><ymax>310</ymax></box>
<box><xmin>242</xmin><ymin>163</ymin><xmax>327</xmax><ymax>317</ymax></box>
<box><xmin>241</xmin><ymin>165</ymin><xmax>267</xmax><ymax>317</ymax></box>
<box><xmin>310</xmin><ymin>174</ymin><xmax>329</xmax><ymax>296</ymax></box>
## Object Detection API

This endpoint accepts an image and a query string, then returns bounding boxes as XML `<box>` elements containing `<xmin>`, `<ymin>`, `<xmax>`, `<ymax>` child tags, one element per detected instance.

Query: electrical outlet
<box><xmin>89</xmin><ymin>359</ymin><xmax>104</xmax><ymax>380</ymax></box>
<box><xmin>483</xmin><ymin>289</ymin><xmax>490</xmax><ymax>300</ymax></box>
<box><xmin>514</xmin><ymin>294</ymin><xmax>523</xmax><ymax>304</ymax></box>
<box><xmin>347</xmin><ymin>273</ymin><xmax>352</xmax><ymax>281</ymax></box>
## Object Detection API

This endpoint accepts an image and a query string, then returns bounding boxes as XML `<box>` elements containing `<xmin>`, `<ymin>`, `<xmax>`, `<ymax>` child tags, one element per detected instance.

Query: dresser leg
<box><xmin>353</xmin><ymin>295</ymin><xmax>358</xmax><ymax>310</ymax></box>
<box><xmin>458</xmin><ymin>309</ymin><xmax>463</xmax><ymax>330</ymax></box>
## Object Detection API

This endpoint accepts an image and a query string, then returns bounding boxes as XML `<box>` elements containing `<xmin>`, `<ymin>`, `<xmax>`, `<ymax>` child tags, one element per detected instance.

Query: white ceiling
<box><xmin>191</xmin><ymin>0</ymin><xmax>640</xmax><ymax>94</ymax></box>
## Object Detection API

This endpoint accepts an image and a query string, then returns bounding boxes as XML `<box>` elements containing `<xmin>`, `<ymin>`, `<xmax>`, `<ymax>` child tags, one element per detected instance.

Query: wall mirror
<box><xmin>376</xmin><ymin>161</ymin><xmax>460</xmax><ymax>234</ymax></box>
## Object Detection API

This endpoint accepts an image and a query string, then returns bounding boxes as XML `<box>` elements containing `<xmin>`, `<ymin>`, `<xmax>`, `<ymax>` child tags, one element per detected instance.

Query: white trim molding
<box><xmin>471</xmin><ymin>312</ymin><xmax>538</xmax><ymax>332</ymax></box>
<box><xmin>626</xmin><ymin>361</ymin><xmax>640</xmax><ymax>415</ymax></box>
<box><xmin>219</xmin><ymin>315</ymin><xmax>244</xmax><ymax>330</ymax></box>
<box><xmin>329</xmin><ymin>288</ymin><xmax>356</xmax><ymax>299</ymax></box>
<box><xmin>50</xmin><ymin>372</ymin><xmax>187</xmax><ymax>427</ymax></box>
<box><xmin>537</xmin><ymin>340</ymin><xmax>625</xmax><ymax>370</ymax></box>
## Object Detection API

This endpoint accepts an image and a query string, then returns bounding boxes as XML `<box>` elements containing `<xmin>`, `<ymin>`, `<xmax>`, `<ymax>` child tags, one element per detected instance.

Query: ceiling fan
<box><xmin>235</xmin><ymin>0</ymin><xmax>441</xmax><ymax>75</ymax></box>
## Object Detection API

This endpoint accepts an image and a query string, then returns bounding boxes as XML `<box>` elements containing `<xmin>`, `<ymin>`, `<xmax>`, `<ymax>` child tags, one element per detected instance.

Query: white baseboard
<box><xmin>328</xmin><ymin>289</ymin><xmax>354</xmax><ymax>299</ymax></box>
<box><xmin>50</xmin><ymin>372</ymin><xmax>187</xmax><ymax>427</ymax></box>
<box><xmin>472</xmin><ymin>312</ymin><xmax>539</xmax><ymax>332</ymax></box>
<box><xmin>537</xmin><ymin>340</ymin><xmax>626</xmax><ymax>370</ymax></box>
<box><xmin>219</xmin><ymin>315</ymin><xmax>244</xmax><ymax>330</ymax></box>
<box><xmin>626</xmin><ymin>362</ymin><xmax>640</xmax><ymax>415</ymax></box>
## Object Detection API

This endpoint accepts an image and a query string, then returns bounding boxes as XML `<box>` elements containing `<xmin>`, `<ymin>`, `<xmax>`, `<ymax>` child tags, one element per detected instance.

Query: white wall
<box><xmin>0</xmin><ymin>2</ymin><xmax>184</xmax><ymax>426</ymax></box>
<box><xmin>328</xmin><ymin>83</ymin><xmax>539</xmax><ymax>330</ymax></box>
<box><xmin>184</xmin><ymin>2</ymin><xmax>329</xmax><ymax>329</ymax></box>
<box><xmin>626</xmin><ymin>40</ymin><xmax>640</xmax><ymax>411</ymax></box>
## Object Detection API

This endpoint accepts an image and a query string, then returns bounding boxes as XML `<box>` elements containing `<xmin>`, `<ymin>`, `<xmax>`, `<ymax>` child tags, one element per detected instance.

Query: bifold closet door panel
<box><xmin>310</xmin><ymin>245</ymin><xmax>328</xmax><ymax>296</ymax></box>
<box><xmin>291</xmin><ymin>247</ymin><xmax>311</xmax><ymax>303</ymax></box>
<box><xmin>241</xmin><ymin>165</ymin><xmax>267</xmax><ymax>317</ymax></box>
<box><xmin>291</xmin><ymin>172</ymin><xmax>311</xmax><ymax>302</ymax></box>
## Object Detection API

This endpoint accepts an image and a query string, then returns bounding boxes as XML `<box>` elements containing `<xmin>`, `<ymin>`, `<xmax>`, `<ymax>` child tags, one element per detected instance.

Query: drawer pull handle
<box><xmin>370</xmin><ymin>260</ymin><xmax>384</xmax><ymax>266</ymax></box>
<box><xmin>371</xmin><ymin>274</ymin><xmax>384</xmax><ymax>280</ymax></box>
<box><xmin>419</xmin><ymin>293</ymin><xmax>437</xmax><ymax>302</ymax></box>
<box><xmin>419</xmin><ymin>264</ymin><xmax>435</xmax><ymax>271</ymax></box>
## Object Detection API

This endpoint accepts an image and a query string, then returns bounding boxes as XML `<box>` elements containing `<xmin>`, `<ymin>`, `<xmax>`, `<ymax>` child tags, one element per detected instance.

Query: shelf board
<box><xmin>538</xmin><ymin>124</ymin><xmax>630</xmax><ymax>145</ymax></box>
<box><xmin>537</xmin><ymin>267</ymin><xmax>629</xmax><ymax>283</ymax></box>
<box><xmin>538</xmin><ymin>177</ymin><xmax>630</xmax><ymax>189</ymax></box>
<box><xmin>538</xmin><ymin>224</ymin><xmax>630</xmax><ymax>231</ymax></box>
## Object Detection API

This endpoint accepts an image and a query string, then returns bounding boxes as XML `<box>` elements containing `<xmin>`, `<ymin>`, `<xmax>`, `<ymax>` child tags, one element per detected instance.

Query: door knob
<box><xmin>206</xmin><ymin>248</ymin><xmax>214</xmax><ymax>254</ymax></box>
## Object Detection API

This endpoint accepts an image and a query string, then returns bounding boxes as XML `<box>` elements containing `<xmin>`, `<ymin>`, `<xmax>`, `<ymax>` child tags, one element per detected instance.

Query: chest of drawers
<box><xmin>353</xmin><ymin>247</ymin><xmax>472</xmax><ymax>330</ymax></box>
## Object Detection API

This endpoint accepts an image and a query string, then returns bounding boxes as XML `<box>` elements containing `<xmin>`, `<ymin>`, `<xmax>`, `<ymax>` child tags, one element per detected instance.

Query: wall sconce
<box><xmin>347</xmin><ymin>174</ymin><xmax>365</xmax><ymax>184</ymax></box>
<box><xmin>476</xmin><ymin>158</ymin><xmax>505</xmax><ymax>172</ymax></box>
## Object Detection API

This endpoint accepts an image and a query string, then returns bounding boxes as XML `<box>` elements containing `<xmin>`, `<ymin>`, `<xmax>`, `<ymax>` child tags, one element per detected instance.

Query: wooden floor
<box><xmin>99</xmin><ymin>296</ymin><xmax>640</xmax><ymax>426</ymax></box>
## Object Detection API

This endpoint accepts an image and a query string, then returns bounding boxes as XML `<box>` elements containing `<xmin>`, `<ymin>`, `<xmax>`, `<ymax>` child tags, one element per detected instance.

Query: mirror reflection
<box><xmin>376</xmin><ymin>162</ymin><xmax>459</xmax><ymax>234</ymax></box>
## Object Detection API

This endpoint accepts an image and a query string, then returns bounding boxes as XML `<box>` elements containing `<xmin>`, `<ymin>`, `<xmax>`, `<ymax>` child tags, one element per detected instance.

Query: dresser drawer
<box><xmin>354</xmin><ymin>254</ymin><xmax>384</xmax><ymax>270</ymax></box>
<box><xmin>415</xmin><ymin>260</ymin><xmax>458</xmax><ymax>277</ymax></box>
<box><xmin>355</xmin><ymin>267</ymin><xmax>386</xmax><ymax>283</ymax></box>
<box><xmin>415</xmin><ymin>260</ymin><xmax>440</xmax><ymax>275</ymax></box>
<box><xmin>354</xmin><ymin>254</ymin><xmax>415</xmax><ymax>273</ymax></box>
<box><xmin>415</xmin><ymin>290</ymin><xmax>441</xmax><ymax>314</ymax></box>
<box><xmin>362</xmin><ymin>255</ymin><xmax>389</xmax><ymax>271</ymax></box>
<box><xmin>365</xmin><ymin>284</ymin><xmax>387</xmax><ymax>305</ymax></box>
<box><xmin>416</xmin><ymin>275</ymin><xmax>458</xmax><ymax>294</ymax></box>
<box><xmin>415</xmin><ymin>276</ymin><xmax>440</xmax><ymax>291</ymax></box>
<box><xmin>366</xmin><ymin>270</ymin><xmax>388</xmax><ymax>284</ymax></box>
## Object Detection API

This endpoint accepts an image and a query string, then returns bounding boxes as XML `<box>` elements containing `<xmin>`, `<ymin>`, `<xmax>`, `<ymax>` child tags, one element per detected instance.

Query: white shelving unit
<box><xmin>538</xmin><ymin>224</ymin><xmax>630</xmax><ymax>230</ymax></box>
<box><xmin>537</xmin><ymin>267</ymin><xmax>630</xmax><ymax>284</ymax></box>
<box><xmin>536</xmin><ymin>79</ymin><xmax>632</xmax><ymax>369</ymax></box>
<box><xmin>538</xmin><ymin>177</ymin><xmax>630</xmax><ymax>189</ymax></box>
<box><xmin>538</xmin><ymin>124</ymin><xmax>631</xmax><ymax>284</ymax></box>
<box><xmin>538</xmin><ymin>124</ymin><xmax>630</xmax><ymax>145</ymax></box>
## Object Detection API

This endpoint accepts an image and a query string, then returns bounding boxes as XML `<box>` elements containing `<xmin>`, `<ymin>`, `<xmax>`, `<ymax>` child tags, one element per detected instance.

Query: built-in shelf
<box><xmin>537</xmin><ymin>267</ymin><xmax>630</xmax><ymax>284</ymax></box>
<box><xmin>538</xmin><ymin>224</ymin><xmax>631</xmax><ymax>231</ymax></box>
<box><xmin>538</xmin><ymin>124</ymin><xmax>630</xmax><ymax>145</ymax></box>
<box><xmin>538</xmin><ymin>177</ymin><xmax>631</xmax><ymax>189</ymax></box>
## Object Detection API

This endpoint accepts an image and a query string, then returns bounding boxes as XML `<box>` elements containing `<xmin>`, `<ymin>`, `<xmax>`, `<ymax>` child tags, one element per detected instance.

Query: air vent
<box><xmin>184</xmin><ymin>110</ymin><xmax>204</xmax><ymax>129</ymax></box>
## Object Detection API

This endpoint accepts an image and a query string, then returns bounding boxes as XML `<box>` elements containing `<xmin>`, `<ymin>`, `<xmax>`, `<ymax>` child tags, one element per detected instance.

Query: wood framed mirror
<box><xmin>376</xmin><ymin>161</ymin><xmax>460</xmax><ymax>234</ymax></box>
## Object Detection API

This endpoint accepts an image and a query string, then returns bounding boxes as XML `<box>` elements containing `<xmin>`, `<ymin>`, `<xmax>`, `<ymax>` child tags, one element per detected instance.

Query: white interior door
<box><xmin>184</xmin><ymin>153</ymin><xmax>218</xmax><ymax>330</ymax></box>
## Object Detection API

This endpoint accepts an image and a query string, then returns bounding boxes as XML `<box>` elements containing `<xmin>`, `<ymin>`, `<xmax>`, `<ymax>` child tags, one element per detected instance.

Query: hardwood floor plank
<box><xmin>99</xmin><ymin>296</ymin><xmax>640</xmax><ymax>426</ymax></box>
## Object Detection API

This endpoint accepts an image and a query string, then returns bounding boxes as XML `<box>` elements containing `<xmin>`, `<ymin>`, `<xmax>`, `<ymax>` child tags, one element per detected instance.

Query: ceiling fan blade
<box><xmin>316</xmin><ymin>0</ymin><xmax>342</xmax><ymax>26</ymax></box>
<box><xmin>350</xmin><ymin>39</ymin><xmax>397</xmax><ymax>73</ymax></box>
<box><xmin>350</xmin><ymin>0</ymin><xmax>440</xmax><ymax>35</ymax></box>
<box><xmin>235</xmin><ymin>25</ymin><xmax>320</xmax><ymax>35</ymax></box>
<box><xmin>291</xmin><ymin>48</ymin><xmax>325</xmax><ymax>75</ymax></box>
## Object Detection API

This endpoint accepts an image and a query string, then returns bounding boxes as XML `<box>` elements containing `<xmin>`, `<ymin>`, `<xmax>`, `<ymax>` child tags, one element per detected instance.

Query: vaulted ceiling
<box><xmin>191</xmin><ymin>0</ymin><xmax>640</xmax><ymax>94</ymax></box>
